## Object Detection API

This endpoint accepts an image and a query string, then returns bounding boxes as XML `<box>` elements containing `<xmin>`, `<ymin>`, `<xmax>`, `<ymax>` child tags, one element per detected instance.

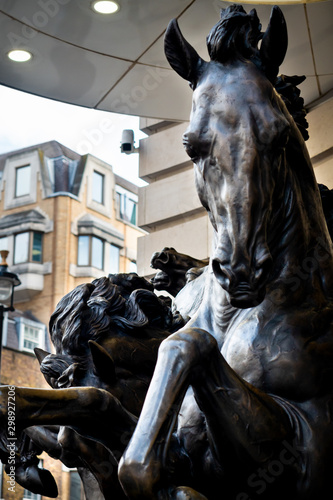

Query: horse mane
<box><xmin>275</xmin><ymin>75</ymin><xmax>309</xmax><ymax>141</ymax></box>
<box><xmin>207</xmin><ymin>5</ymin><xmax>309</xmax><ymax>141</ymax></box>
<box><xmin>206</xmin><ymin>5</ymin><xmax>262</xmax><ymax>66</ymax></box>
<box><xmin>49</xmin><ymin>275</ymin><xmax>182</xmax><ymax>356</ymax></box>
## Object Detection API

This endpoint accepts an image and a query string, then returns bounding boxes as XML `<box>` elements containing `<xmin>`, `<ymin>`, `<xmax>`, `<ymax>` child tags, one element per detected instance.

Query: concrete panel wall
<box><xmin>139</xmin><ymin>122</ymin><xmax>190</xmax><ymax>181</ymax></box>
<box><xmin>138</xmin><ymin>168</ymin><xmax>204</xmax><ymax>230</ymax></box>
<box><xmin>307</xmin><ymin>97</ymin><xmax>333</xmax><ymax>188</ymax></box>
<box><xmin>137</xmin><ymin>96</ymin><xmax>333</xmax><ymax>277</ymax></box>
<box><xmin>307</xmin><ymin>98</ymin><xmax>333</xmax><ymax>159</ymax></box>
<box><xmin>137</xmin><ymin>213</ymin><xmax>213</xmax><ymax>277</ymax></box>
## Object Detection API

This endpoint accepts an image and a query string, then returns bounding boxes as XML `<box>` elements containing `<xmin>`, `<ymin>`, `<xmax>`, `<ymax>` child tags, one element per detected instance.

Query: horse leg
<box><xmin>0</xmin><ymin>386</ymin><xmax>137</xmax><ymax>453</ymax></box>
<box><xmin>119</xmin><ymin>328</ymin><xmax>292</xmax><ymax>498</ymax></box>
<box><xmin>58</xmin><ymin>427</ymin><xmax>128</xmax><ymax>499</ymax></box>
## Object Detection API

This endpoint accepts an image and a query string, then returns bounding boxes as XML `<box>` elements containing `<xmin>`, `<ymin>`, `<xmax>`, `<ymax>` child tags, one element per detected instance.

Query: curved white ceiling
<box><xmin>0</xmin><ymin>0</ymin><xmax>332</xmax><ymax>120</ymax></box>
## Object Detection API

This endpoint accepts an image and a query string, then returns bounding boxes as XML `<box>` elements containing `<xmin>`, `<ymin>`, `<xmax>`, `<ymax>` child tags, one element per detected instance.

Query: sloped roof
<box><xmin>0</xmin><ymin>140</ymin><xmax>81</xmax><ymax>172</ymax></box>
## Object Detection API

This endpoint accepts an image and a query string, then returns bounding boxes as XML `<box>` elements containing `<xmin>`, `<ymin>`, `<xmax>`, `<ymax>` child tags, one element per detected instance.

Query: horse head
<box><xmin>165</xmin><ymin>5</ymin><xmax>293</xmax><ymax>308</ymax></box>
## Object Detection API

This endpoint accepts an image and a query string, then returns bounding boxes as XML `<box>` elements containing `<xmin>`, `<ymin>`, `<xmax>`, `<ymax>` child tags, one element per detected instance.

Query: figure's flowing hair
<box><xmin>49</xmin><ymin>275</ymin><xmax>183</xmax><ymax>356</ymax></box>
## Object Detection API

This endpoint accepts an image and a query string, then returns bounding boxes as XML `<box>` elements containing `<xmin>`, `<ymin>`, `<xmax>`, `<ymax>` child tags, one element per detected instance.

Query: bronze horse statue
<box><xmin>118</xmin><ymin>5</ymin><xmax>333</xmax><ymax>499</ymax></box>
<box><xmin>1</xmin><ymin>5</ymin><xmax>333</xmax><ymax>499</ymax></box>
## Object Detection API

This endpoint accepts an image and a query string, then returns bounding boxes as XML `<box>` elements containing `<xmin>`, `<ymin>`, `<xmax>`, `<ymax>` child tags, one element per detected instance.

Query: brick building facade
<box><xmin>0</xmin><ymin>140</ymin><xmax>144</xmax><ymax>500</ymax></box>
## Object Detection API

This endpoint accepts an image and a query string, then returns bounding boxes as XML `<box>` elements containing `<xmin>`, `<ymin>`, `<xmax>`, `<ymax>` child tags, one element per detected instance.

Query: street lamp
<box><xmin>0</xmin><ymin>250</ymin><xmax>21</xmax><ymax>374</ymax></box>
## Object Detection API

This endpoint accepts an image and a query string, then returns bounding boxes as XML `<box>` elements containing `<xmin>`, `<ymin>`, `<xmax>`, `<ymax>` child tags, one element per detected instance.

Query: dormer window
<box><xmin>15</xmin><ymin>164</ymin><xmax>31</xmax><ymax>197</ymax></box>
<box><xmin>16</xmin><ymin>317</ymin><xmax>46</xmax><ymax>354</ymax></box>
<box><xmin>92</xmin><ymin>171</ymin><xmax>105</xmax><ymax>204</ymax></box>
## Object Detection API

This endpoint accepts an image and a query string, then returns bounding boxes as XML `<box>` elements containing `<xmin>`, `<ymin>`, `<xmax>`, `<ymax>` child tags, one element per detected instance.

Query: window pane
<box><xmin>129</xmin><ymin>261</ymin><xmax>137</xmax><ymax>273</ymax></box>
<box><xmin>15</xmin><ymin>165</ymin><xmax>31</xmax><ymax>197</ymax></box>
<box><xmin>129</xmin><ymin>199</ymin><xmax>137</xmax><ymax>225</ymax></box>
<box><xmin>23</xmin><ymin>490</ymin><xmax>40</xmax><ymax>499</ymax></box>
<box><xmin>32</xmin><ymin>232</ymin><xmax>42</xmax><ymax>262</ymax></box>
<box><xmin>70</xmin><ymin>471</ymin><xmax>83</xmax><ymax>500</ymax></box>
<box><xmin>109</xmin><ymin>244</ymin><xmax>120</xmax><ymax>274</ymax></box>
<box><xmin>92</xmin><ymin>171</ymin><xmax>104</xmax><ymax>204</ymax></box>
<box><xmin>77</xmin><ymin>235</ymin><xmax>89</xmax><ymax>266</ymax></box>
<box><xmin>23</xmin><ymin>325</ymin><xmax>41</xmax><ymax>353</ymax></box>
<box><xmin>14</xmin><ymin>232</ymin><xmax>29</xmax><ymax>264</ymax></box>
<box><xmin>91</xmin><ymin>237</ymin><xmax>103</xmax><ymax>269</ymax></box>
<box><xmin>0</xmin><ymin>236</ymin><xmax>8</xmax><ymax>251</ymax></box>
<box><xmin>117</xmin><ymin>190</ymin><xmax>137</xmax><ymax>225</ymax></box>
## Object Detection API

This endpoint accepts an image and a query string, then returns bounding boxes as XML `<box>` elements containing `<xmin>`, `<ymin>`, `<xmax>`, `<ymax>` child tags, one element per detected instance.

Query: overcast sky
<box><xmin>0</xmin><ymin>84</ymin><xmax>147</xmax><ymax>186</ymax></box>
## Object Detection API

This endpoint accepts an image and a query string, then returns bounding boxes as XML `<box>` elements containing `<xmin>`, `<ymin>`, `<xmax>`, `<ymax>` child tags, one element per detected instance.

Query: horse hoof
<box><xmin>14</xmin><ymin>464</ymin><xmax>58</xmax><ymax>498</ymax></box>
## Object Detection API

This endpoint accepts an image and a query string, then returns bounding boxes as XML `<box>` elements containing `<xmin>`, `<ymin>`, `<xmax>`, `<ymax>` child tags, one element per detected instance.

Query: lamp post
<box><xmin>0</xmin><ymin>250</ymin><xmax>21</xmax><ymax>375</ymax></box>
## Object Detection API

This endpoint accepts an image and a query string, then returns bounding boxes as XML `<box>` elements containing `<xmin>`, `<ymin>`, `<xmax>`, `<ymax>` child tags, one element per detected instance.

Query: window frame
<box><xmin>18</xmin><ymin>318</ymin><xmax>46</xmax><ymax>354</ymax></box>
<box><xmin>116</xmin><ymin>186</ymin><xmax>138</xmax><ymax>226</ymax></box>
<box><xmin>77</xmin><ymin>235</ymin><xmax>104</xmax><ymax>270</ymax></box>
<box><xmin>0</xmin><ymin>235</ymin><xmax>9</xmax><ymax>251</ymax></box>
<box><xmin>92</xmin><ymin>170</ymin><xmax>105</xmax><ymax>205</ymax></box>
<box><xmin>13</xmin><ymin>231</ymin><xmax>43</xmax><ymax>265</ymax></box>
<box><xmin>109</xmin><ymin>243</ymin><xmax>120</xmax><ymax>274</ymax></box>
<box><xmin>15</xmin><ymin>164</ymin><xmax>31</xmax><ymax>198</ymax></box>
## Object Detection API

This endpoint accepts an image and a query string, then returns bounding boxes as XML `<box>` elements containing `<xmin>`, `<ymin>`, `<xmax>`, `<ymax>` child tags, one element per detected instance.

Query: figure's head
<box><xmin>165</xmin><ymin>5</ymin><xmax>291</xmax><ymax>308</ymax></box>
<box><xmin>37</xmin><ymin>275</ymin><xmax>178</xmax><ymax>415</ymax></box>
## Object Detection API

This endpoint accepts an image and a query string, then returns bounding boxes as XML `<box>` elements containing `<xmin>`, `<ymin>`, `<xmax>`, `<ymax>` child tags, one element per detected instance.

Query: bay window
<box><xmin>13</xmin><ymin>231</ymin><xmax>43</xmax><ymax>264</ymax></box>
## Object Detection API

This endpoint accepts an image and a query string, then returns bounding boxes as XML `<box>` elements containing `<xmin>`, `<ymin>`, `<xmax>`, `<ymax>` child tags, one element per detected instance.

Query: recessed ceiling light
<box><xmin>92</xmin><ymin>1</ymin><xmax>119</xmax><ymax>14</ymax></box>
<box><xmin>7</xmin><ymin>49</ymin><xmax>32</xmax><ymax>62</ymax></box>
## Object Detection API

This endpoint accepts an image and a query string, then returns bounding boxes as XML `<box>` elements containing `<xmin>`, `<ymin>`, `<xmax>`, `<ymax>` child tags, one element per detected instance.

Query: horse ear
<box><xmin>164</xmin><ymin>18</ymin><xmax>203</xmax><ymax>85</ymax></box>
<box><xmin>34</xmin><ymin>348</ymin><xmax>51</xmax><ymax>365</ymax></box>
<box><xmin>89</xmin><ymin>340</ymin><xmax>117</xmax><ymax>384</ymax></box>
<box><xmin>260</xmin><ymin>6</ymin><xmax>288</xmax><ymax>82</ymax></box>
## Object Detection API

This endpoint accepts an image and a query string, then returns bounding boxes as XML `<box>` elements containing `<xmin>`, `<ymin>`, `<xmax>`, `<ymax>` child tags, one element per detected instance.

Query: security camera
<box><xmin>120</xmin><ymin>129</ymin><xmax>138</xmax><ymax>154</ymax></box>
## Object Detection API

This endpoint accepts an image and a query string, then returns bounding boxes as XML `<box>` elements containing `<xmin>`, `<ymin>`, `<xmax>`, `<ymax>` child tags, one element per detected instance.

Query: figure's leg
<box><xmin>119</xmin><ymin>328</ymin><xmax>292</xmax><ymax>498</ymax></box>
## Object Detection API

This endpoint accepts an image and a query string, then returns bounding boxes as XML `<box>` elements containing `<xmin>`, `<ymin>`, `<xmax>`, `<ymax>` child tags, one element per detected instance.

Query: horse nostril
<box><xmin>212</xmin><ymin>260</ymin><xmax>232</xmax><ymax>290</ymax></box>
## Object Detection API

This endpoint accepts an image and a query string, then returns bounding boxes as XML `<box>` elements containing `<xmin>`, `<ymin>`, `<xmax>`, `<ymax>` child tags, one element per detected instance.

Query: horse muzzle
<box><xmin>212</xmin><ymin>257</ymin><xmax>271</xmax><ymax>308</ymax></box>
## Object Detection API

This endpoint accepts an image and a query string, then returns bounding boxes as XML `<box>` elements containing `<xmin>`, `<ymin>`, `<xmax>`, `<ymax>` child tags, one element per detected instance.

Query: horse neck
<box><xmin>268</xmin><ymin>130</ymin><xmax>333</xmax><ymax>299</ymax></box>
